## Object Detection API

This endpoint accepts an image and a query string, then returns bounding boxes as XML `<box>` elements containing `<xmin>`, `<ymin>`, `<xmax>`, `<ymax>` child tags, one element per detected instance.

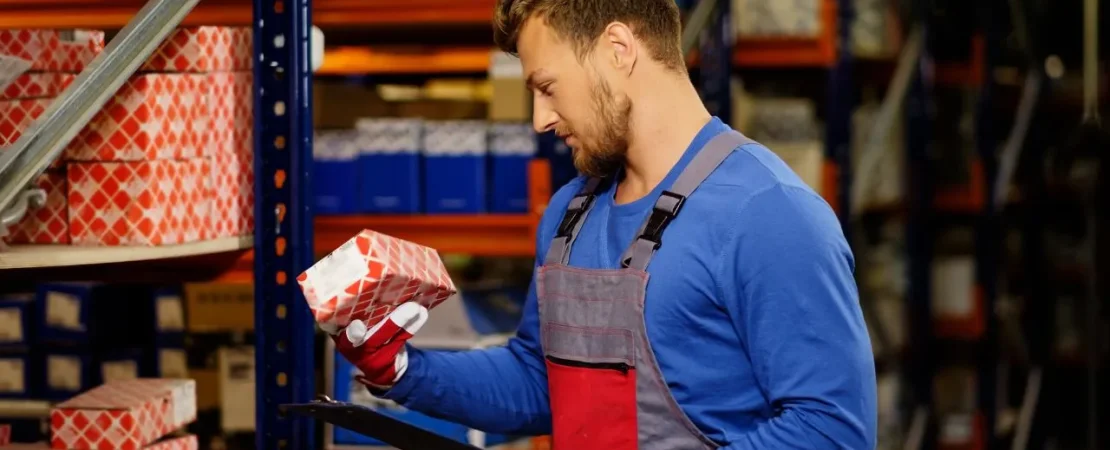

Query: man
<box><xmin>333</xmin><ymin>0</ymin><xmax>878</xmax><ymax>448</ymax></box>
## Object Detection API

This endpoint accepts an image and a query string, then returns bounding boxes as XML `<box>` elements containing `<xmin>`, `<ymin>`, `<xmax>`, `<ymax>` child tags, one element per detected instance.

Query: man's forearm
<box><xmin>720</xmin><ymin>405</ymin><xmax>872</xmax><ymax>450</ymax></box>
<box><xmin>380</xmin><ymin>340</ymin><xmax>553</xmax><ymax>435</ymax></box>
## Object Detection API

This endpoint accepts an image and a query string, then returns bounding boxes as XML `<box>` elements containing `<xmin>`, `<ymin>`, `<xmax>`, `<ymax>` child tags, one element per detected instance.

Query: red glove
<box><xmin>332</xmin><ymin>302</ymin><xmax>429</xmax><ymax>389</ymax></box>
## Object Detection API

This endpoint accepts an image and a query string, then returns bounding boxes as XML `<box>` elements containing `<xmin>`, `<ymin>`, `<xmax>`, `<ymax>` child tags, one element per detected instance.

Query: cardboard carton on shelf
<box><xmin>298</xmin><ymin>229</ymin><xmax>457</xmax><ymax>334</ymax></box>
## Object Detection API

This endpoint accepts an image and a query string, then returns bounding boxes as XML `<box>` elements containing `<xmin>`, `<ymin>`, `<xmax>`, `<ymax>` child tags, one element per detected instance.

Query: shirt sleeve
<box><xmin>716</xmin><ymin>184</ymin><xmax>878</xmax><ymax>450</ymax></box>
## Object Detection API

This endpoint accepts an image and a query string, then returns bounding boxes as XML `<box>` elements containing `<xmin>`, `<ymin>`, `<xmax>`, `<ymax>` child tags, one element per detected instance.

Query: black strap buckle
<box><xmin>555</xmin><ymin>193</ymin><xmax>595</xmax><ymax>238</ymax></box>
<box><xmin>637</xmin><ymin>190</ymin><xmax>687</xmax><ymax>247</ymax></box>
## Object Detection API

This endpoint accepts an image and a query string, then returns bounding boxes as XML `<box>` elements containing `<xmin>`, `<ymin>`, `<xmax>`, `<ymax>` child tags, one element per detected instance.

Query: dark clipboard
<box><xmin>279</xmin><ymin>396</ymin><xmax>482</xmax><ymax>450</ymax></box>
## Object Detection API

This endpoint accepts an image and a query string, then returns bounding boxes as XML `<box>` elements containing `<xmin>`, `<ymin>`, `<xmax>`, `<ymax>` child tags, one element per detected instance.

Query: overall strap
<box><xmin>620</xmin><ymin>130</ymin><xmax>755</xmax><ymax>271</ymax></box>
<box><xmin>544</xmin><ymin>176</ymin><xmax>609</xmax><ymax>266</ymax></box>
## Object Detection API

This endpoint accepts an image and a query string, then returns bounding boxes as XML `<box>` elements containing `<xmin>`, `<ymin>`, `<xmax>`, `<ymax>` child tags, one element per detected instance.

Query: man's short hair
<box><xmin>494</xmin><ymin>0</ymin><xmax>686</xmax><ymax>73</ymax></box>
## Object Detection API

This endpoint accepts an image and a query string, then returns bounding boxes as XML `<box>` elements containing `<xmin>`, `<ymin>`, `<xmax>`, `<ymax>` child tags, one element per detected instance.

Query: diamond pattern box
<box><xmin>0</xmin><ymin>98</ymin><xmax>50</xmax><ymax>146</ymax></box>
<box><xmin>183</xmin><ymin>158</ymin><xmax>212</xmax><ymax>242</ymax></box>
<box><xmin>1</xmin><ymin>73</ymin><xmax>73</xmax><ymax>100</ymax></box>
<box><xmin>50</xmin><ymin>379</ymin><xmax>196</xmax><ymax>450</ymax></box>
<box><xmin>140</xmin><ymin>26</ymin><xmax>252</xmax><ymax>73</ymax></box>
<box><xmin>0</xmin><ymin>29</ymin><xmax>104</xmax><ymax>72</ymax></box>
<box><xmin>3</xmin><ymin>170</ymin><xmax>68</xmax><ymax>245</ymax></box>
<box><xmin>297</xmin><ymin>230</ymin><xmax>457</xmax><ymax>333</ymax></box>
<box><xmin>207</xmin><ymin>71</ymin><xmax>253</xmax><ymax>162</ymax></box>
<box><xmin>67</xmin><ymin>160</ymin><xmax>186</xmax><ymax>246</ymax></box>
<box><xmin>65</xmin><ymin>74</ymin><xmax>206</xmax><ymax>162</ymax></box>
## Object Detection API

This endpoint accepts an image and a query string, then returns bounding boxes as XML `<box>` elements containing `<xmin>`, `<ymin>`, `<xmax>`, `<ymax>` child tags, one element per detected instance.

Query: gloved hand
<box><xmin>331</xmin><ymin>302</ymin><xmax>429</xmax><ymax>389</ymax></box>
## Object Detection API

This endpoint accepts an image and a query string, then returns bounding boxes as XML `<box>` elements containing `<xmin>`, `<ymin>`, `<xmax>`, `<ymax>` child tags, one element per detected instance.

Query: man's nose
<box><xmin>532</xmin><ymin>96</ymin><xmax>557</xmax><ymax>134</ymax></box>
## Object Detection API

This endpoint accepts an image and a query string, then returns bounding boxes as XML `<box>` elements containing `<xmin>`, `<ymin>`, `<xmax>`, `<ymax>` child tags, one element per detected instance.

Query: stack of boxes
<box><xmin>0</xmin><ymin>26</ymin><xmax>254</xmax><ymax>247</ymax></box>
<box><xmin>0</xmin><ymin>283</ymin><xmax>188</xmax><ymax>443</ymax></box>
<box><xmin>313</xmin><ymin>119</ymin><xmax>538</xmax><ymax>215</ymax></box>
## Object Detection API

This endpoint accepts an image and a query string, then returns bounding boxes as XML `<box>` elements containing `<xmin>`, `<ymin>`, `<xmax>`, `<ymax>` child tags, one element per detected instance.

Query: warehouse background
<box><xmin>0</xmin><ymin>0</ymin><xmax>1104</xmax><ymax>449</ymax></box>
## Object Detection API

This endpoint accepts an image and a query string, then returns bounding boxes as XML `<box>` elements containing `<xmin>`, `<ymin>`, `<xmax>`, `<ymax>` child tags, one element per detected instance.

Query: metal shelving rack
<box><xmin>250</xmin><ymin>0</ymin><xmax>317</xmax><ymax>449</ymax></box>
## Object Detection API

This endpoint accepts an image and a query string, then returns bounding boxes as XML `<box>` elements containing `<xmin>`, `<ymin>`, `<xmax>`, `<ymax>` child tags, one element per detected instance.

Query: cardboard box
<box><xmin>311</xmin><ymin>130</ymin><xmax>359</xmax><ymax>214</ymax></box>
<box><xmin>217</xmin><ymin>346</ymin><xmax>254</xmax><ymax>432</ymax></box>
<box><xmin>3</xmin><ymin>170</ymin><xmax>68</xmax><ymax>245</ymax></box>
<box><xmin>488</xmin><ymin>51</ymin><xmax>530</xmax><ymax>122</ymax></box>
<box><xmin>41</xmin><ymin>352</ymin><xmax>92</xmax><ymax>401</ymax></box>
<box><xmin>1</xmin><ymin>72</ymin><xmax>73</xmax><ymax>100</ymax></box>
<box><xmin>67</xmin><ymin>160</ymin><xmax>184</xmax><ymax>246</ymax></box>
<box><xmin>298</xmin><ymin>230</ymin><xmax>457</xmax><ymax>333</ymax></box>
<box><xmin>183</xmin><ymin>282</ymin><xmax>253</xmax><ymax>333</ymax></box>
<box><xmin>181</xmin><ymin>158</ymin><xmax>213</xmax><ymax>242</ymax></box>
<box><xmin>50</xmin><ymin>379</ymin><xmax>197</xmax><ymax>450</ymax></box>
<box><xmin>65</xmin><ymin>74</ymin><xmax>206</xmax><ymax>161</ymax></box>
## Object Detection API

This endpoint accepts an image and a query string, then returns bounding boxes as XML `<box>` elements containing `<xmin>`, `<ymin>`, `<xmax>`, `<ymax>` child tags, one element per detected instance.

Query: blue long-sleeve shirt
<box><xmin>381</xmin><ymin>117</ymin><xmax>877</xmax><ymax>449</ymax></box>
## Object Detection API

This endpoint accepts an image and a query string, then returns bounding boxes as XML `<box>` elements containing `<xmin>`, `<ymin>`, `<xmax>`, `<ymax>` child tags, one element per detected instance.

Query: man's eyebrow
<box><xmin>525</xmin><ymin>70</ymin><xmax>542</xmax><ymax>91</ymax></box>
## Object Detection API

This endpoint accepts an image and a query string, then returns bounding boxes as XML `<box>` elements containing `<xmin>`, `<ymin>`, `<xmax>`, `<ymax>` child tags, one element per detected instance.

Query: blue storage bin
<box><xmin>355</xmin><ymin>118</ymin><xmax>422</xmax><ymax>214</ymax></box>
<box><xmin>422</xmin><ymin>121</ymin><xmax>488</xmax><ymax>214</ymax></box>
<box><xmin>330</xmin><ymin>347</ymin><xmax>471</xmax><ymax>446</ymax></box>
<box><xmin>488</xmin><ymin>123</ymin><xmax>537</xmax><ymax>213</ymax></box>
<box><xmin>150</xmin><ymin>287</ymin><xmax>186</xmax><ymax>346</ymax></box>
<box><xmin>312</xmin><ymin>131</ymin><xmax>360</xmax><ymax>214</ymax></box>
<box><xmin>0</xmin><ymin>294</ymin><xmax>34</xmax><ymax>348</ymax></box>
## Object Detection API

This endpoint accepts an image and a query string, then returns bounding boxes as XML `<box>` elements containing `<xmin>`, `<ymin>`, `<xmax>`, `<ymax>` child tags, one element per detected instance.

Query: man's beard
<box><xmin>561</xmin><ymin>77</ymin><xmax>631</xmax><ymax>178</ymax></box>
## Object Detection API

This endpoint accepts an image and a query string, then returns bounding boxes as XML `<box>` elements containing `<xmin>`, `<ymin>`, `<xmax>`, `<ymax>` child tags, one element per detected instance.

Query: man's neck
<box><xmin>615</xmin><ymin>75</ymin><xmax>712</xmax><ymax>205</ymax></box>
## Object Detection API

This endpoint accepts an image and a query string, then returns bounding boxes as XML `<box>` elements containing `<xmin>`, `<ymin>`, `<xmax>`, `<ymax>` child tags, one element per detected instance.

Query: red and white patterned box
<box><xmin>50</xmin><ymin>379</ymin><xmax>196</xmax><ymax>450</ymax></box>
<box><xmin>229</xmin><ymin>27</ymin><xmax>253</xmax><ymax>71</ymax></box>
<box><xmin>52</xmin><ymin>30</ymin><xmax>105</xmax><ymax>73</ymax></box>
<box><xmin>0</xmin><ymin>30</ymin><xmax>103</xmax><ymax>73</ymax></box>
<box><xmin>3</xmin><ymin>170</ymin><xmax>68</xmax><ymax>245</ymax></box>
<box><xmin>141</xmin><ymin>26</ymin><xmax>251</xmax><ymax>73</ymax></box>
<box><xmin>210</xmin><ymin>151</ymin><xmax>251</xmax><ymax>238</ymax></box>
<box><xmin>182</xmin><ymin>158</ymin><xmax>212</xmax><ymax>242</ymax></box>
<box><xmin>65</xmin><ymin>74</ymin><xmax>205</xmax><ymax>161</ymax></box>
<box><xmin>0</xmin><ymin>98</ymin><xmax>49</xmax><ymax>146</ymax></box>
<box><xmin>206</xmin><ymin>72</ymin><xmax>253</xmax><ymax>159</ymax></box>
<box><xmin>1</xmin><ymin>72</ymin><xmax>73</xmax><ymax>100</ymax></box>
<box><xmin>0</xmin><ymin>423</ymin><xmax>10</xmax><ymax>446</ymax></box>
<box><xmin>67</xmin><ymin>160</ymin><xmax>183</xmax><ymax>246</ymax></box>
<box><xmin>298</xmin><ymin>230</ymin><xmax>457</xmax><ymax>333</ymax></box>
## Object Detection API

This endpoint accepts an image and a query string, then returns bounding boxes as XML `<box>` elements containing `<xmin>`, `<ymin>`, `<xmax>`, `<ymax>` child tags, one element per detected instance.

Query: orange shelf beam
<box><xmin>0</xmin><ymin>0</ymin><xmax>497</xmax><ymax>29</ymax></box>
<box><xmin>319</xmin><ymin>46</ymin><xmax>492</xmax><ymax>75</ymax></box>
<box><xmin>732</xmin><ymin>0</ymin><xmax>838</xmax><ymax>68</ymax></box>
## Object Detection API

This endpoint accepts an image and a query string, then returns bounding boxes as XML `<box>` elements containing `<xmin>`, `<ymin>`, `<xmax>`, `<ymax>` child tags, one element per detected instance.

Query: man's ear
<box><xmin>602</xmin><ymin>21</ymin><xmax>637</xmax><ymax>76</ymax></box>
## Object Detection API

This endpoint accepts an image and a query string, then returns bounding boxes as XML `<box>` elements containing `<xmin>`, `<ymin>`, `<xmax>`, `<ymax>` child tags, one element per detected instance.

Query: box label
<box><xmin>47</xmin><ymin>355</ymin><xmax>81</xmax><ymax>390</ymax></box>
<box><xmin>305</xmin><ymin>238</ymin><xmax>368</xmax><ymax>303</ymax></box>
<box><xmin>101</xmin><ymin>360</ymin><xmax>139</xmax><ymax>383</ymax></box>
<box><xmin>156</xmin><ymin>295</ymin><xmax>186</xmax><ymax>332</ymax></box>
<box><xmin>45</xmin><ymin>291</ymin><xmax>82</xmax><ymax>330</ymax></box>
<box><xmin>0</xmin><ymin>359</ymin><xmax>25</xmax><ymax>393</ymax></box>
<box><xmin>0</xmin><ymin>308</ymin><xmax>22</xmax><ymax>342</ymax></box>
<box><xmin>160</xmin><ymin>349</ymin><xmax>188</xmax><ymax>378</ymax></box>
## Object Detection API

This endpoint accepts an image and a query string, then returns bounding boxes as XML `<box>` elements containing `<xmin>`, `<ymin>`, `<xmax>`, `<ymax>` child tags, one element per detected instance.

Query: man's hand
<box><xmin>331</xmin><ymin>302</ymin><xmax>429</xmax><ymax>389</ymax></box>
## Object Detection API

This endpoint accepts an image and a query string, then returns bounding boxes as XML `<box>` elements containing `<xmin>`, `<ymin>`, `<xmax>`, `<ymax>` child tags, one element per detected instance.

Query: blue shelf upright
<box><xmin>826</xmin><ymin>0</ymin><xmax>854</xmax><ymax>231</ymax></box>
<box><xmin>252</xmin><ymin>0</ymin><xmax>317</xmax><ymax>449</ymax></box>
<box><xmin>697</xmin><ymin>0</ymin><xmax>732</xmax><ymax>126</ymax></box>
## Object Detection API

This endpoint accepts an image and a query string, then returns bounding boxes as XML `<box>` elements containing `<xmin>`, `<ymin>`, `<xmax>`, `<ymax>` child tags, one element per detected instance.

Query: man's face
<box><xmin>517</xmin><ymin>17</ymin><xmax>631</xmax><ymax>178</ymax></box>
